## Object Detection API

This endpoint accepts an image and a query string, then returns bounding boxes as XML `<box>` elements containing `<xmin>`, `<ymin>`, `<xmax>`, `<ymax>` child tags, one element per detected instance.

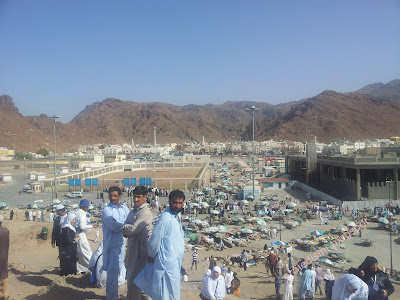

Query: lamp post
<box><xmin>50</xmin><ymin>116</ymin><xmax>60</xmax><ymax>199</ymax></box>
<box><xmin>28</xmin><ymin>129</ymin><xmax>35</xmax><ymax>169</ymax></box>
<box><xmin>279</xmin><ymin>210</ymin><xmax>282</xmax><ymax>241</ymax></box>
<box><xmin>245</xmin><ymin>106</ymin><xmax>260</xmax><ymax>201</ymax></box>
<box><xmin>12</xmin><ymin>134</ymin><xmax>16</xmax><ymax>167</ymax></box>
<box><xmin>388</xmin><ymin>180</ymin><xmax>393</xmax><ymax>276</ymax></box>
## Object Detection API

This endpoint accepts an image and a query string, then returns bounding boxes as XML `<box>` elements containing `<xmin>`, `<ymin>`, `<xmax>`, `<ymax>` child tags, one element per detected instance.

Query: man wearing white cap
<box><xmin>51</xmin><ymin>204</ymin><xmax>67</xmax><ymax>274</ymax></box>
<box><xmin>75</xmin><ymin>199</ymin><xmax>95</xmax><ymax>273</ymax></box>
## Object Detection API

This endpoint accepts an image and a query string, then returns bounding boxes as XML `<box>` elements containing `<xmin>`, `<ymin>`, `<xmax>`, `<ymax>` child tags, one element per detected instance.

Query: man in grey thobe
<box><xmin>122</xmin><ymin>186</ymin><xmax>153</xmax><ymax>300</ymax></box>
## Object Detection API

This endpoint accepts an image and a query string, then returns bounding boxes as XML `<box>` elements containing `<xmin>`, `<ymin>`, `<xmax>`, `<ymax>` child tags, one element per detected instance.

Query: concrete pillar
<box><xmin>340</xmin><ymin>167</ymin><xmax>346</xmax><ymax>178</ymax></box>
<box><xmin>356</xmin><ymin>169</ymin><xmax>361</xmax><ymax>200</ymax></box>
<box><xmin>185</xmin><ymin>180</ymin><xmax>188</xmax><ymax>191</ymax></box>
<box><xmin>170</xmin><ymin>180</ymin><xmax>173</xmax><ymax>191</ymax></box>
<box><xmin>394</xmin><ymin>168</ymin><xmax>399</xmax><ymax>200</ymax></box>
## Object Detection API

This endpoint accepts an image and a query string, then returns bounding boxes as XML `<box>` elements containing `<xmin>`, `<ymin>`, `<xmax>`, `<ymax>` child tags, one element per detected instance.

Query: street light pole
<box><xmin>245</xmin><ymin>106</ymin><xmax>260</xmax><ymax>201</ymax></box>
<box><xmin>388</xmin><ymin>180</ymin><xmax>393</xmax><ymax>276</ymax></box>
<box><xmin>28</xmin><ymin>129</ymin><xmax>35</xmax><ymax>169</ymax></box>
<box><xmin>12</xmin><ymin>134</ymin><xmax>16</xmax><ymax>167</ymax></box>
<box><xmin>50</xmin><ymin>116</ymin><xmax>60</xmax><ymax>199</ymax></box>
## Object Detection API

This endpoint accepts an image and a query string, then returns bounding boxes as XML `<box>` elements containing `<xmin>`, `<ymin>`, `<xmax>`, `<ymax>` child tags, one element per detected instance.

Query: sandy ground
<box><xmin>1</xmin><ymin>162</ymin><xmax>400</xmax><ymax>299</ymax></box>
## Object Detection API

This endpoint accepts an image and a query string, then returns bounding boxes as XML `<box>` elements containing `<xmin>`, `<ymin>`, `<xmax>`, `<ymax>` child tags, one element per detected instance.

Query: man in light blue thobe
<box><xmin>102</xmin><ymin>186</ymin><xmax>130</xmax><ymax>300</ymax></box>
<box><xmin>135</xmin><ymin>190</ymin><xmax>185</xmax><ymax>300</ymax></box>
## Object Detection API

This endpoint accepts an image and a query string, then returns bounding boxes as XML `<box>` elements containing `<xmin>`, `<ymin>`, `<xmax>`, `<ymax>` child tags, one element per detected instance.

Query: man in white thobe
<box><xmin>75</xmin><ymin>199</ymin><xmax>94</xmax><ymax>273</ymax></box>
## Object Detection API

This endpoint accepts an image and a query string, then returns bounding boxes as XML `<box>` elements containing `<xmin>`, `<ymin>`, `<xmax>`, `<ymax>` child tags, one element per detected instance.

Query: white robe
<box><xmin>88</xmin><ymin>241</ymin><xmax>126</xmax><ymax>287</ymax></box>
<box><xmin>283</xmin><ymin>274</ymin><xmax>294</xmax><ymax>300</ymax></box>
<box><xmin>75</xmin><ymin>208</ymin><xmax>93</xmax><ymax>273</ymax></box>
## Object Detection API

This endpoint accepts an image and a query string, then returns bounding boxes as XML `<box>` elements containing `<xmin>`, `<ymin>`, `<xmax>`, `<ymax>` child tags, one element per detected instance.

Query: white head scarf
<box><xmin>61</xmin><ymin>212</ymin><xmax>76</xmax><ymax>232</ymax></box>
<box><xmin>201</xmin><ymin>266</ymin><xmax>226</xmax><ymax>300</ymax></box>
<box><xmin>332</xmin><ymin>274</ymin><xmax>368</xmax><ymax>300</ymax></box>
<box><xmin>324</xmin><ymin>269</ymin><xmax>335</xmax><ymax>281</ymax></box>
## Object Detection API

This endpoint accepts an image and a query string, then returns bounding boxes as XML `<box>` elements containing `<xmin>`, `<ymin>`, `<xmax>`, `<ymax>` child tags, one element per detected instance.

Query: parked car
<box><xmin>66</xmin><ymin>191</ymin><xmax>84</xmax><ymax>198</ymax></box>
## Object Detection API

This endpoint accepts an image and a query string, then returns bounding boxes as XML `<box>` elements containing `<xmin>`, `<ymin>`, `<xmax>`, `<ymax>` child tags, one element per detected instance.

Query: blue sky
<box><xmin>0</xmin><ymin>0</ymin><xmax>399</xmax><ymax>122</ymax></box>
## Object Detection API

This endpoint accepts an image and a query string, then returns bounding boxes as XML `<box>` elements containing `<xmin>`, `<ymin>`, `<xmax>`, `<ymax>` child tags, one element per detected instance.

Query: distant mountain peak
<box><xmin>355</xmin><ymin>79</ymin><xmax>400</xmax><ymax>103</ymax></box>
<box><xmin>0</xmin><ymin>94</ymin><xmax>20</xmax><ymax>114</ymax></box>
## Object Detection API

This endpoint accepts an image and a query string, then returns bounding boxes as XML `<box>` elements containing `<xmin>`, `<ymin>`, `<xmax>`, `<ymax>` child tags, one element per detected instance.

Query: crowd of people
<box><xmin>49</xmin><ymin>186</ymin><xmax>186</xmax><ymax>300</ymax></box>
<box><xmin>262</xmin><ymin>250</ymin><xmax>394</xmax><ymax>300</ymax></box>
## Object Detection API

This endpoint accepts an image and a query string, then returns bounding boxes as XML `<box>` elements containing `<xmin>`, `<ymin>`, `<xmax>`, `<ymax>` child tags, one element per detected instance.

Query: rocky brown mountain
<box><xmin>355</xmin><ymin>79</ymin><xmax>400</xmax><ymax>103</ymax></box>
<box><xmin>0</xmin><ymin>80</ymin><xmax>399</xmax><ymax>153</ymax></box>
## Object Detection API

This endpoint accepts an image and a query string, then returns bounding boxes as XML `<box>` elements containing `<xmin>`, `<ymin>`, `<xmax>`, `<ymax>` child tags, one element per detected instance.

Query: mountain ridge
<box><xmin>0</xmin><ymin>80</ymin><xmax>399</xmax><ymax>152</ymax></box>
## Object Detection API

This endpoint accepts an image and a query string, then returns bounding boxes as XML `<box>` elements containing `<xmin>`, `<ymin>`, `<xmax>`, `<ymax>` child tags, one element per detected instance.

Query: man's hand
<box><xmin>381</xmin><ymin>290</ymin><xmax>388</xmax><ymax>298</ymax></box>
<box><xmin>51</xmin><ymin>242</ymin><xmax>55</xmax><ymax>248</ymax></box>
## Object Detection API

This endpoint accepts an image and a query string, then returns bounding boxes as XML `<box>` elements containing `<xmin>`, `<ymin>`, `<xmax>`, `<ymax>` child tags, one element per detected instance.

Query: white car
<box><xmin>66</xmin><ymin>191</ymin><xmax>84</xmax><ymax>198</ymax></box>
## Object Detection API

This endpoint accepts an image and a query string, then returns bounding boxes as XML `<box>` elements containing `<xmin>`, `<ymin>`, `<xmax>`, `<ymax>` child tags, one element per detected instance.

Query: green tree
<box><xmin>36</xmin><ymin>148</ymin><xmax>49</xmax><ymax>157</ymax></box>
<box><xmin>15</xmin><ymin>152</ymin><xmax>32</xmax><ymax>160</ymax></box>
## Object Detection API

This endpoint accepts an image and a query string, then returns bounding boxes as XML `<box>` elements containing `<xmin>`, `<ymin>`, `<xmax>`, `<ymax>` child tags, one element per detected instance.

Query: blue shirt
<box><xmin>135</xmin><ymin>208</ymin><xmax>185</xmax><ymax>300</ymax></box>
<box><xmin>101</xmin><ymin>202</ymin><xmax>130</xmax><ymax>270</ymax></box>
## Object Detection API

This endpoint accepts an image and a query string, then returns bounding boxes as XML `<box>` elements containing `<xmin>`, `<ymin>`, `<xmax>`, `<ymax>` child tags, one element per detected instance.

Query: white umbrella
<box><xmin>189</xmin><ymin>202</ymin><xmax>199</xmax><ymax>207</ymax></box>
<box><xmin>347</xmin><ymin>221</ymin><xmax>356</xmax><ymax>227</ymax></box>
<box><xmin>256</xmin><ymin>218</ymin><xmax>267</xmax><ymax>226</ymax></box>
<box><xmin>52</xmin><ymin>199</ymin><xmax>61</xmax><ymax>204</ymax></box>
<box><xmin>241</xmin><ymin>200</ymin><xmax>249</xmax><ymax>205</ymax></box>
<box><xmin>240</xmin><ymin>228</ymin><xmax>254</xmax><ymax>234</ymax></box>
<box><xmin>211</xmin><ymin>210</ymin><xmax>220</xmax><ymax>215</ymax></box>
<box><xmin>288</xmin><ymin>202</ymin><xmax>297</xmax><ymax>208</ymax></box>
<box><xmin>200</xmin><ymin>202</ymin><xmax>209</xmax><ymax>207</ymax></box>
<box><xmin>34</xmin><ymin>199</ymin><xmax>43</xmax><ymax>203</ymax></box>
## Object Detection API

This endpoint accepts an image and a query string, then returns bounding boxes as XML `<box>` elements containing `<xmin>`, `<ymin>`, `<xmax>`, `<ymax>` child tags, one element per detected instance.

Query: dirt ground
<box><xmin>1</xmin><ymin>162</ymin><xmax>399</xmax><ymax>299</ymax></box>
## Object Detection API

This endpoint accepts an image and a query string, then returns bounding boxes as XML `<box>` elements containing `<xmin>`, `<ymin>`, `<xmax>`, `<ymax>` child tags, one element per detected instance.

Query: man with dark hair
<box><xmin>0</xmin><ymin>215</ymin><xmax>10</xmax><ymax>300</ymax></box>
<box><xmin>102</xmin><ymin>186</ymin><xmax>130</xmax><ymax>300</ymax></box>
<box><xmin>135</xmin><ymin>189</ymin><xmax>185</xmax><ymax>300</ymax></box>
<box><xmin>122</xmin><ymin>186</ymin><xmax>153</xmax><ymax>300</ymax></box>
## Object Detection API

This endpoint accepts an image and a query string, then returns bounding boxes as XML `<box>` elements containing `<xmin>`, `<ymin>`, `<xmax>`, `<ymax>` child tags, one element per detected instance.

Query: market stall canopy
<box><xmin>205</xmin><ymin>227</ymin><xmax>219</xmax><ymax>233</ymax></box>
<box><xmin>240</xmin><ymin>228</ymin><xmax>254</xmax><ymax>234</ymax></box>
<box><xmin>378</xmin><ymin>217</ymin><xmax>389</xmax><ymax>224</ymax></box>
<box><xmin>336</xmin><ymin>225</ymin><xmax>348</xmax><ymax>232</ymax></box>
<box><xmin>256</xmin><ymin>219</ymin><xmax>267</xmax><ymax>226</ymax></box>
<box><xmin>382</xmin><ymin>211</ymin><xmax>393</xmax><ymax>217</ymax></box>
<box><xmin>319</xmin><ymin>258</ymin><xmax>334</xmax><ymax>266</ymax></box>
<box><xmin>272</xmin><ymin>240</ymin><xmax>286</xmax><ymax>246</ymax></box>
<box><xmin>310</xmin><ymin>230</ymin><xmax>323</xmax><ymax>236</ymax></box>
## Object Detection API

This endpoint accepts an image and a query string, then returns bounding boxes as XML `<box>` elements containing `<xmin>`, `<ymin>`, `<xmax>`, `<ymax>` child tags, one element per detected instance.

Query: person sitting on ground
<box><xmin>228</xmin><ymin>272</ymin><xmax>240</xmax><ymax>297</ymax></box>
